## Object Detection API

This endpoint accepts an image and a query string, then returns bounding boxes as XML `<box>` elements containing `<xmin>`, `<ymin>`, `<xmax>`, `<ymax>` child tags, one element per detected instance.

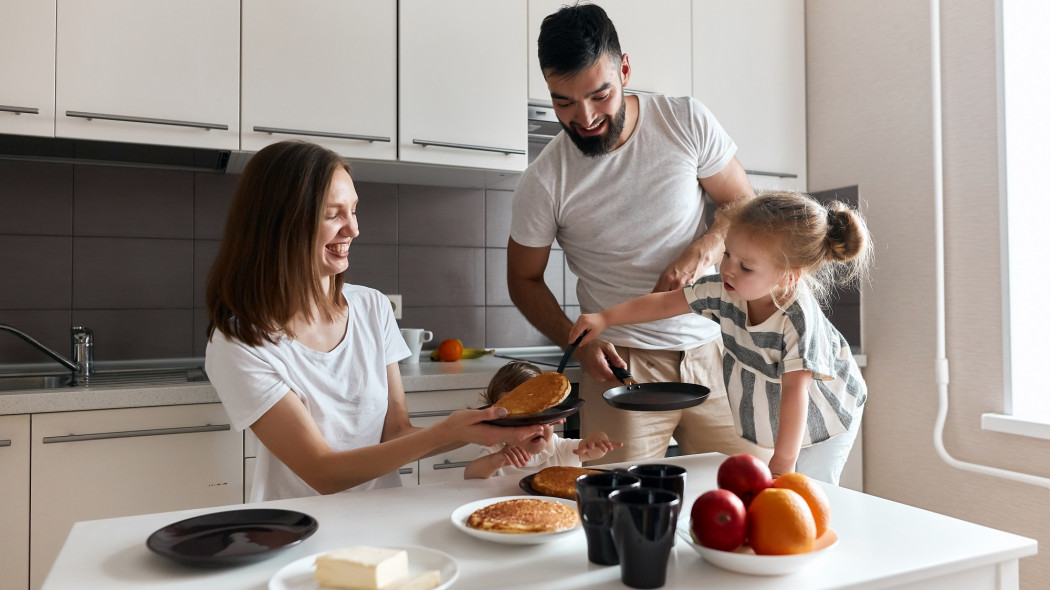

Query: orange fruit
<box><xmin>746</xmin><ymin>488</ymin><xmax>816</xmax><ymax>555</ymax></box>
<box><xmin>437</xmin><ymin>339</ymin><xmax>464</xmax><ymax>362</ymax></box>
<box><xmin>773</xmin><ymin>472</ymin><xmax>831</xmax><ymax>538</ymax></box>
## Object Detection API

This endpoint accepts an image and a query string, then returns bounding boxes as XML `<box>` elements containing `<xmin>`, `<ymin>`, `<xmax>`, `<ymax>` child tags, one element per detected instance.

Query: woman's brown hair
<box><xmin>206</xmin><ymin>141</ymin><xmax>350</xmax><ymax>346</ymax></box>
<box><xmin>721</xmin><ymin>191</ymin><xmax>873</xmax><ymax>305</ymax></box>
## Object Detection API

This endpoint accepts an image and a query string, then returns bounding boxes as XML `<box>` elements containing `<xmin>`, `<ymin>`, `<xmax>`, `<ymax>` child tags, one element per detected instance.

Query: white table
<box><xmin>42</xmin><ymin>454</ymin><xmax>1036</xmax><ymax>590</ymax></box>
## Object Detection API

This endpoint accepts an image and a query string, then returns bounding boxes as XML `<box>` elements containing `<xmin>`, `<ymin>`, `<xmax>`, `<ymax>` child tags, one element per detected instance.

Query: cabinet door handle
<box><xmin>432</xmin><ymin>460</ymin><xmax>470</xmax><ymax>470</ymax></box>
<box><xmin>254</xmin><ymin>126</ymin><xmax>391</xmax><ymax>143</ymax></box>
<box><xmin>398</xmin><ymin>467</ymin><xmax>414</xmax><ymax>475</ymax></box>
<box><xmin>1</xmin><ymin>105</ymin><xmax>39</xmax><ymax>115</ymax></box>
<box><xmin>0</xmin><ymin>439</ymin><xmax>11</xmax><ymax>447</ymax></box>
<box><xmin>408</xmin><ymin>410</ymin><xmax>456</xmax><ymax>419</ymax></box>
<box><xmin>412</xmin><ymin>139</ymin><xmax>525</xmax><ymax>156</ymax></box>
<box><xmin>66</xmin><ymin>110</ymin><xmax>229</xmax><ymax>131</ymax></box>
<box><xmin>42</xmin><ymin>424</ymin><xmax>230</xmax><ymax>444</ymax></box>
<box><xmin>745</xmin><ymin>169</ymin><xmax>798</xmax><ymax>179</ymax></box>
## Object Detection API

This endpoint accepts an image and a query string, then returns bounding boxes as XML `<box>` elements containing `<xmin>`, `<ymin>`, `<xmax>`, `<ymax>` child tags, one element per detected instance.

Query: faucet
<box><xmin>0</xmin><ymin>324</ymin><xmax>93</xmax><ymax>385</ymax></box>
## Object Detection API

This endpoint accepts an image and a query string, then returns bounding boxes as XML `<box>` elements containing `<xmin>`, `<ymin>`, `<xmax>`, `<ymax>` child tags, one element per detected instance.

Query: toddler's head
<box><xmin>721</xmin><ymin>191</ymin><xmax>873</xmax><ymax>305</ymax></box>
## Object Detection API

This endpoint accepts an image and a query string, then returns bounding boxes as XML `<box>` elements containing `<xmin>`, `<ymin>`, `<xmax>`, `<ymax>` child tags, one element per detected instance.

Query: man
<box><xmin>508</xmin><ymin>3</ymin><xmax>768</xmax><ymax>464</ymax></box>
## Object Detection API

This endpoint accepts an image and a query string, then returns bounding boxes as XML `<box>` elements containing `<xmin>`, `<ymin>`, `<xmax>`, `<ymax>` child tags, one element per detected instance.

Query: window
<box><xmin>984</xmin><ymin>0</ymin><xmax>1050</xmax><ymax>437</ymax></box>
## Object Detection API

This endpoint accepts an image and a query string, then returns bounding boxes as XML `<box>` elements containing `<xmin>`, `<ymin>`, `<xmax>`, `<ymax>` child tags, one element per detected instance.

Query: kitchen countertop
<box><xmin>41</xmin><ymin>452</ymin><xmax>1035</xmax><ymax>590</ymax></box>
<box><xmin>0</xmin><ymin>348</ymin><xmax>580</xmax><ymax>416</ymax></box>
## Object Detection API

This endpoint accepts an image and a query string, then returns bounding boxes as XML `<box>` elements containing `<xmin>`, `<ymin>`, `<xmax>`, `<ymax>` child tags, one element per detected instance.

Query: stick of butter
<box><xmin>313</xmin><ymin>546</ymin><xmax>408</xmax><ymax>590</ymax></box>
<box><xmin>387</xmin><ymin>570</ymin><xmax>442</xmax><ymax>590</ymax></box>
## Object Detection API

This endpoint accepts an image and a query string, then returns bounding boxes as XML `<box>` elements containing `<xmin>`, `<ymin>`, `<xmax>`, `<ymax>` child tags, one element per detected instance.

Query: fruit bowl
<box><xmin>678</xmin><ymin>522</ymin><xmax>839</xmax><ymax>576</ymax></box>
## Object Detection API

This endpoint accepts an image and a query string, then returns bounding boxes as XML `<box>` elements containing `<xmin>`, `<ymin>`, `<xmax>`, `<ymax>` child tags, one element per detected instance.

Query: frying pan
<box><xmin>559</xmin><ymin>334</ymin><xmax>710</xmax><ymax>411</ymax></box>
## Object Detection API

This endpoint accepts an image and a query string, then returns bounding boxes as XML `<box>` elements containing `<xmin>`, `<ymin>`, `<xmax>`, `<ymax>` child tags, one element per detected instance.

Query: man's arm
<box><xmin>507</xmin><ymin>237</ymin><xmax>621</xmax><ymax>382</ymax></box>
<box><xmin>653</xmin><ymin>156</ymin><xmax>755</xmax><ymax>292</ymax></box>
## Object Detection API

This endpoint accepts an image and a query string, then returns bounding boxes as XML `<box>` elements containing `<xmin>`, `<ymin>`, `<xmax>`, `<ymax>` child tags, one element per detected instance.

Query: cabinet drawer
<box><xmin>30</xmin><ymin>403</ymin><xmax>243</xmax><ymax>589</ymax></box>
<box><xmin>405</xmin><ymin>388</ymin><xmax>483</xmax><ymax>419</ymax></box>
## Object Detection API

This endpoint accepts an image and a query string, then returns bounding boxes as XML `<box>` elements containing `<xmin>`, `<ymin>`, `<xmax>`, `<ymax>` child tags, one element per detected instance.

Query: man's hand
<box><xmin>575</xmin><ymin>339</ymin><xmax>627</xmax><ymax>383</ymax></box>
<box><xmin>653</xmin><ymin>232</ymin><xmax>722</xmax><ymax>292</ymax></box>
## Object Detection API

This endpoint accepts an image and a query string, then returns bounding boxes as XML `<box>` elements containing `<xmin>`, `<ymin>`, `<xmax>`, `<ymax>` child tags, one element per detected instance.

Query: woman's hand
<box><xmin>441</xmin><ymin>406</ymin><xmax>545</xmax><ymax>448</ymax></box>
<box><xmin>574</xmin><ymin>431</ymin><xmax>623</xmax><ymax>462</ymax></box>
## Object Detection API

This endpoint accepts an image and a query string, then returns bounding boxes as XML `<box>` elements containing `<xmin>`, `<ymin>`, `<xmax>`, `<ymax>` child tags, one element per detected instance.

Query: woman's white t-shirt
<box><xmin>205</xmin><ymin>284</ymin><xmax>411</xmax><ymax>502</ymax></box>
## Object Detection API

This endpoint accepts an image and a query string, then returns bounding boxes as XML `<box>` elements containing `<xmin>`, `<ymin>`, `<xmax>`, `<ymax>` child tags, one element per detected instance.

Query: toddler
<box><xmin>570</xmin><ymin>191</ymin><xmax>872</xmax><ymax>484</ymax></box>
<box><xmin>464</xmin><ymin>361</ymin><xmax>622</xmax><ymax>479</ymax></box>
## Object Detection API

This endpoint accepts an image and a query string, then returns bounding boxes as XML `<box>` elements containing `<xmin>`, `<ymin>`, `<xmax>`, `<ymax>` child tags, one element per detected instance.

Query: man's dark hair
<box><xmin>537</xmin><ymin>3</ymin><xmax>621</xmax><ymax>77</ymax></box>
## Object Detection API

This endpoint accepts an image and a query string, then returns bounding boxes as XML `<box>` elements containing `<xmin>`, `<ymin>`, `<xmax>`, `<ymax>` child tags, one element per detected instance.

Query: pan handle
<box><xmin>557</xmin><ymin>333</ymin><xmax>585</xmax><ymax>374</ymax></box>
<box><xmin>610</xmin><ymin>365</ymin><xmax>638</xmax><ymax>386</ymax></box>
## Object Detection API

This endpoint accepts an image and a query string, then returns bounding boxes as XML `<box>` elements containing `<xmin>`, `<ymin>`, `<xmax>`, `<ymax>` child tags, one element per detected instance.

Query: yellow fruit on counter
<box><xmin>429</xmin><ymin>344</ymin><xmax>493</xmax><ymax>361</ymax></box>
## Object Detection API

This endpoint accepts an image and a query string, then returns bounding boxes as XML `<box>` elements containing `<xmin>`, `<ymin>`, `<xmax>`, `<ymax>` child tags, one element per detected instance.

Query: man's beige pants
<box><xmin>579</xmin><ymin>340</ymin><xmax>771</xmax><ymax>465</ymax></box>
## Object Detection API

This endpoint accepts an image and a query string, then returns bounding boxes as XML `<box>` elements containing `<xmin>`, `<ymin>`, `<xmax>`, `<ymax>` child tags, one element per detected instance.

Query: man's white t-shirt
<box><xmin>511</xmin><ymin>94</ymin><xmax>737</xmax><ymax>350</ymax></box>
<box><xmin>205</xmin><ymin>284</ymin><xmax>411</xmax><ymax>502</ymax></box>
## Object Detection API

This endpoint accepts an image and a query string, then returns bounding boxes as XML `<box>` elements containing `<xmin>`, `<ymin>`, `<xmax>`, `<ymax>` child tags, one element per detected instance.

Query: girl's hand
<box><xmin>568</xmin><ymin>313</ymin><xmax>609</xmax><ymax>347</ymax></box>
<box><xmin>501</xmin><ymin>446</ymin><xmax>532</xmax><ymax>468</ymax></box>
<box><xmin>574</xmin><ymin>431</ymin><xmax>623</xmax><ymax>462</ymax></box>
<box><xmin>768</xmin><ymin>454</ymin><xmax>796</xmax><ymax>479</ymax></box>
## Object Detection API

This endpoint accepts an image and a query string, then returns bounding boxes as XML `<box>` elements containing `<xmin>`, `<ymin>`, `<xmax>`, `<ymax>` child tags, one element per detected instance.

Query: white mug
<box><xmin>399</xmin><ymin>328</ymin><xmax>434</xmax><ymax>364</ymax></box>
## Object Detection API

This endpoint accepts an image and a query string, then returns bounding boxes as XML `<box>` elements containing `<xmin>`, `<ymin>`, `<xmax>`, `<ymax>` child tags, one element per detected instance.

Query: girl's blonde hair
<box><xmin>721</xmin><ymin>191</ymin><xmax>873</xmax><ymax>305</ymax></box>
<box><xmin>482</xmin><ymin>361</ymin><xmax>543</xmax><ymax>406</ymax></box>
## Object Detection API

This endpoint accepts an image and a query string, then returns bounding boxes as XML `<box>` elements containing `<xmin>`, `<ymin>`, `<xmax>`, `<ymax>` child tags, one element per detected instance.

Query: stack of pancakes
<box><xmin>530</xmin><ymin>466</ymin><xmax>602</xmax><ymax>500</ymax></box>
<box><xmin>493</xmin><ymin>372</ymin><xmax>570</xmax><ymax>417</ymax></box>
<box><xmin>465</xmin><ymin>498</ymin><xmax>579</xmax><ymax>534</ymax></box>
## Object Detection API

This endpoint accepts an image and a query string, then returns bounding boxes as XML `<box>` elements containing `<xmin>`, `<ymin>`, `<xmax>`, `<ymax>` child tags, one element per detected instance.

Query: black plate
<box><xmin>603</xmin><ymin>383</ymin><xmax>710</xmax><ymax>411</ymax></box>
<box><xmin>482</xmin><ymin>398</ymin><xmax>585</xmax><ymax>426</ymax></box>
<box><xmin>145</xmin><ymin>508</ymin><xmax>318</xmax><ymax>567</ymax></box>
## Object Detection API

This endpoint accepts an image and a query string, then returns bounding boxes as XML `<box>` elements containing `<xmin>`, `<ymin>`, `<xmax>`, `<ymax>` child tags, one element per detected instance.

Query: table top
<box><xmin>42</xmin><ymin>453</ymin><xmax>1035</xmax><ymax>590</ymax></box>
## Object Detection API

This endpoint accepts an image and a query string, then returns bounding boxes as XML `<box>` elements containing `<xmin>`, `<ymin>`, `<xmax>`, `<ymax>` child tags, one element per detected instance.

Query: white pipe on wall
<box><xmin>930</xmin><ymin>0</ymin><xmax>1050</xmax><ymax>491</ymax></box>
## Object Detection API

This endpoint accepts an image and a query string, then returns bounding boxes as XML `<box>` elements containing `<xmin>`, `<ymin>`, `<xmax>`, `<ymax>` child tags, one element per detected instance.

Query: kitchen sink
<box><xmin>0</xmin><ymin>366</ymin><xmax>208</xmax><ymax>394</ymax></box>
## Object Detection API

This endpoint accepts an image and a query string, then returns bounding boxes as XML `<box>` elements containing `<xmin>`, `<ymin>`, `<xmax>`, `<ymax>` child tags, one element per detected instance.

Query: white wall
<box><xmin>806</xmin><ymin>1</ymin><xmax>1049</xmax><ymax>588</ymax></box>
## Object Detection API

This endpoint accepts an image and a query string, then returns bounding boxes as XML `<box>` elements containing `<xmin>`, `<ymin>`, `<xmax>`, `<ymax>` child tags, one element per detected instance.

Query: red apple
<box><xmin>691</xmin><ymin>489</ymin><xmax>747</xmax><ymax>552</ymax></box>
<box><xmin>716</xmin><ymin>454</ymin><xmax>773</xmax><ymax>507</ymax></box>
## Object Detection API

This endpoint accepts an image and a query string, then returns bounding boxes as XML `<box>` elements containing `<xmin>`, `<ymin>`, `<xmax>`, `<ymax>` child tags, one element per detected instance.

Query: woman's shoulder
<box><xmin>341</xmin><ymin>283</ymin><xmax>386</xmax><ymax>305</ymax></box>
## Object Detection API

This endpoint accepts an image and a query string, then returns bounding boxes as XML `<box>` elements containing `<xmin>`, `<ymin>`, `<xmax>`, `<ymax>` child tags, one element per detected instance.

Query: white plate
<box><xmin>678</xmin><ymin>523</ymin><xmax>839</xmax><ymax>576</ymax></box>
<box><xmin>450</xmin><ymin>495</ymin><xmax>582</xmax><ymax>545</ymax></box>
<box><xmin>268</xmin><ymin>546</ymin><xmax>459</xmax><ymax>590</ymax></box>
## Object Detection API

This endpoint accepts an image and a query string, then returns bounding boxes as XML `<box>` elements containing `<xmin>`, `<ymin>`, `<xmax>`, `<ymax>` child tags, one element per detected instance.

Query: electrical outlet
<box><xmin>386</xmin><ymin>294</ymin><xmax>402</xmax><ymax>320</ymax></box>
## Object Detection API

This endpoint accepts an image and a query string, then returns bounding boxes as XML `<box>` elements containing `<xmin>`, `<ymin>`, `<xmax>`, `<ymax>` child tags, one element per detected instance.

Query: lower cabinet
<box><xmin>29</xmin><ymin>404</ymin><xmax>242</xmax><ymax>590</ymax></box>
<box><xmin>0</xmin><ymin>415</ymin><xmax>30</xmax><ymax>590</ymax></box>
<box><xmin>405</xmin><ymin>388</ymin><xmax>486</xmax><ymax>485</ymax></box>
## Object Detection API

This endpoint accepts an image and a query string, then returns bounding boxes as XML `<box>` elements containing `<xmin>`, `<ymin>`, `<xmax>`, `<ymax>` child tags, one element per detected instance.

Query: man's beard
<box><xmin>560</xmin><ymin>94</ymin><xmax>627</xmax><ymax>157</ymax></box>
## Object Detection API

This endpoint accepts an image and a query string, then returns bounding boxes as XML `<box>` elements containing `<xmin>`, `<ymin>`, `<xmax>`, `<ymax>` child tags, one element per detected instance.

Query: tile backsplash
<box><xmin>0</xmin><ymin>159</ymin><xmax>568</xmax><ymax>365</ymax></box>
<box><xmin>0</xmin><ymin>159</ymin><xmax>861</xmax><ymax>367</ymax></box>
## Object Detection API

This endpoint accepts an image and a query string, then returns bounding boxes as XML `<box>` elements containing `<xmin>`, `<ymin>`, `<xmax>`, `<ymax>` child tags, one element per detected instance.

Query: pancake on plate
<box><xmin>493</xmin><ymin>372</ymin><xmax>570</xmax><ymax>417</ymax></box>
<box><xmin>465</xmin><ymin>498</ymin><xmax>579</xmax><ymax>534</ymax></box>
<box><xmin>530</xmin><ymin>466</ymin><xmax>602</xmax><ymax>500</ymax></box>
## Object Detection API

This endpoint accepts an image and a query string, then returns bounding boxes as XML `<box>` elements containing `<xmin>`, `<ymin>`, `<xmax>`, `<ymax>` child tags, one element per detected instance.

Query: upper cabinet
<box><xmin>692</xmin><ymin>0</ymin><xmax>806</xmax><ymax>189</ymax></box>
<box><xmin>528</xmin><ymin>0</ymin><xmax>693</xmax><ymax>104</ymax></box>
<box><xmin>54</xmin><ymin>0</ymin><xmax>240</xmax><ymax>150</ymax></box>
<box><xmin>0</xmin><ymin>0</ymin><xmax>56</xmax><ymax>137</ymax></box>
<box><xmin>398</xmin><ymin>0</ymin><xmax>528</xmax><ymax>172</ymax></box>
<box><xmin>241</xmin><ymin>1</ymin><xmax>397</xmax><ymax>160</ymax></box>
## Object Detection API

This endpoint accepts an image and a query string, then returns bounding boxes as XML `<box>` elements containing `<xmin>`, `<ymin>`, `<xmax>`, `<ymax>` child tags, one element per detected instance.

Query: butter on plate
<box><xmin>313</xmin><ymin>546</ymin><xmax>440</xmax><ymax>590</ymax></box>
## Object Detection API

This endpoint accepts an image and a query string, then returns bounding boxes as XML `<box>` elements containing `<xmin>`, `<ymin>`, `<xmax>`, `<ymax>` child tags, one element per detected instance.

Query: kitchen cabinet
<box><xmin>241</xmin><ymin>0</ymin><xmax>397</xmax><ymax>160</ymax></box>
<box><xmin>29</xmin><ymin>404</ymin><xmax>242</xmax><ymax>590</ymax></box>
<box><xmin>54</xmin><ymin>0</ymin><xmax>239</xmax><ymax>150</ymax></box>
<box><xmin>0</xmin><ymin>1</ymin><xmax>56</xmax><ymax>137</ymax></box>
<box><xmin>0</xmin><ymin>415</ymin><xmax>29</xmax><ymax>590</ymax></box>
<box><xmin>398</xmin><ymin>0</ymin><xmax>528</xmax><ymax>172</ymax></box>
<box><xmin>692</xmin><ymin>0</ymin><xmax>807</xmax><ymax>190</ymax></box>
<box><xmin>527</xmin><ymin>0</ymin><xmax>693</xmax><ymax>103</ymax></box>
<box><xmin>406</xmin><ymin>388</ymin><xmax>486</xmax><ymax>484</ymax></box>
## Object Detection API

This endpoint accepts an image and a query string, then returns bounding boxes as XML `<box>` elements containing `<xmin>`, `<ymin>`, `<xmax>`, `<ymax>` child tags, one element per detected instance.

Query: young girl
<box><xmin>464</xmin><ymin>361</ymin><xmax>623</xmax><ymax>479</ymax></box>
<box><xmin>569</xmin><ymin>191</ymin><xmax>872</xmax><ymax>484</ymax></box>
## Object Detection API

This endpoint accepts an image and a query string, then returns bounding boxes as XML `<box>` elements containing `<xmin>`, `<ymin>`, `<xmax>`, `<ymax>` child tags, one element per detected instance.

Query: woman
<box><xmin>205</xmin><ymin>140</ymin><xmax>542</xmax><ymax>501</ymax></box>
